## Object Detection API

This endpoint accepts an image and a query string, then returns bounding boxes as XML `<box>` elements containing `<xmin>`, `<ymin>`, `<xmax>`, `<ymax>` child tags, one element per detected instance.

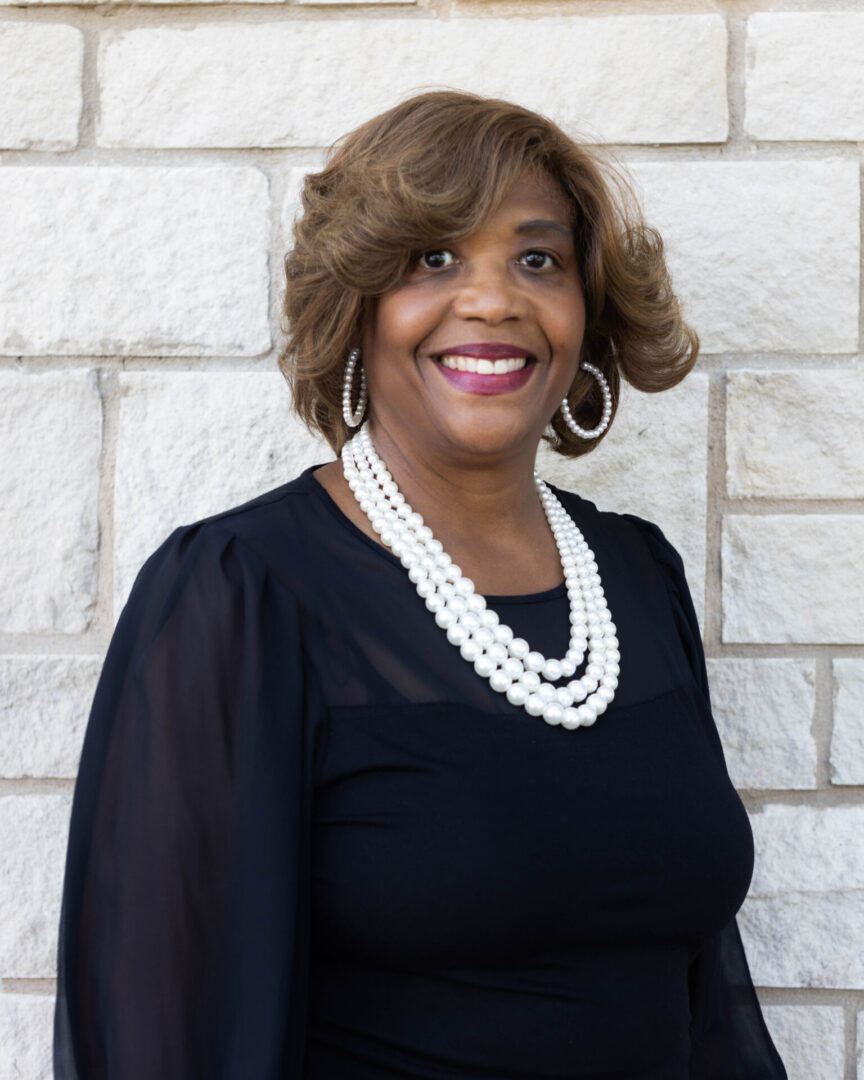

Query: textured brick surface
<box><xmin>0</xmin><ymin>370</ymin><xmax>101</xmax><ymax>634</ymax></box>
<box><xmin>740</xmin><ymin>805</ymin><xmax>864</xmax><ymax>988</ymax></box>
<box><xmin>722</xmin><ymin>515</ymin><xmax>864</xmax><ymax>644</ymax></box>
<box><xmin>630</xmin><ymin>161</ymin><xmax>860</xmax><ymax>354</ymax></box>
<box><xmin>537</xmin><ymin>376</ymin><xmax>708</xmax><ymax>630</ymax></box>
<box><xmin>746</xmin><ymin>14</ymin><xmax>864</xmax><ymax>141</ymax></box>
<box><xmin>705</xmin><ymin>659</ymin><xmax>817</xmax><ymax>790</ymax></box>
<box><xmin>0</xmin><ymin>994</ymin><xmax>54</xmax><ymax>1080</ymax></box>
<box><xmin>114</xmin><ymin>371</ymin><xmax>328</xmax><ymax>615</ymax></box>
<box><xmin>0</xmin><ymin>24</ymin><xmax>83</xmax><ymax>149</ymax></box>
<box><xmin>0</xmin><ymin>794</ymin><xmax>72</xmax><ymax>977</ymax></box>
<box><xmin>0</xmin><ymin>656</ymin><xmax>100</xmax><ymax>779</ymax></box>
<box><xmin>98</xmin><ymin>17</ymin><xmax>727</xmax><ymax>148</ymax></box>
<box><xmin>831</xmin><ymin>659</ymin><xmax>864</xmax><ymax>786</ymax></box>
<box><xmin>761</xmin><ymin>1005</ymin><xmax>844</xmax><ymax>1080</ymax></box>
<box><xmin>727</xmin><ymin>370</ymin><xmax>864</xmax><ymax>498</ymax></box>
<box><xmin>0</xmin><ymin>167</ymin><xmax>270</xmax><ymax>358</ymax></box>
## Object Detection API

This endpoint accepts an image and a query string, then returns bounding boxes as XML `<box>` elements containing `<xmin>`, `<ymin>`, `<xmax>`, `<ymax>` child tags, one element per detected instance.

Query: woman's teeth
<box><xmin>438</xmin><ymin>355</ymin><xmax>529</xmax><ymax>374</ymax></box>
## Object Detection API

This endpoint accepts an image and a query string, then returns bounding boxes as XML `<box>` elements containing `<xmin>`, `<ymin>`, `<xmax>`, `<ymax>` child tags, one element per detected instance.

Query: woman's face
<box><xmin>361</xmin><ymin>169</ymin><xmax>587</xmax><ymax>466</ymax></box>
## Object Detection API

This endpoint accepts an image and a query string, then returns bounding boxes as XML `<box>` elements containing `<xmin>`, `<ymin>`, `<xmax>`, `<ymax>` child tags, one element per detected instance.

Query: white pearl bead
<box><xmin>521</xmin><ymin>671</ymin><xmax>541</xmax><ymax>692</ymax></box>
<box><xmin>525</xmin><ymin>652</ymin><xmax>545</xmax><ymax>673</ymax></box>
<box><xmin>509</xmin><ymin>638</ymin><xmax>530</xmax><ymax>660</ymax></box>
<box><xmin>502</xmin><ymin>657</ymin><xmax>524</xmax><ymax>680</ymax></box>
<box><xmin>490</xmin><ymin>669</ymin><xmax>512</xmax><ymax>693</ymax></box>
<box><xmin>542</xmin><ymin>702</ymin><xmax>564</xmax><ymax>725</ymax></box>
<box><xmin>460</xmin><ymin>639</ymin><xmax>480</xmax><ymax>663</ymax></box>
<box><xmin>506</xmin><ymin>682</ymin><xmax>529</xmax><ymax>707</ymax></box>
<box><xmin>542</xmin><ymin>658</ymin><xmax>562</xmax><ymax>681</ymax></box>
<box><xmin>425</xmin><ymin>593</ymin><xmax>444</xmax><ymax>613</ymax></box>
<box><xmin>561</xmin><ymin>707</ymin><xmax>581</xmax><ymax>730</ymax></box>
<box><xmin>446</xmin><ymin>623</ymin><xmax>468</xmax><ymax>646</ymax></box>
<box><xmin>474</xmin><ymin>654</ymin><xmax>496</xmax><ymax>679</ymax></box>
<box><xmin>435</xmin><ymin>608</ymin><xmax>456</xmax><ymax>629</ymax></box>
<box><xmin>525</xmin><ymin>694</ymin><xmax>546</xmax><ymax>717</ymax></box>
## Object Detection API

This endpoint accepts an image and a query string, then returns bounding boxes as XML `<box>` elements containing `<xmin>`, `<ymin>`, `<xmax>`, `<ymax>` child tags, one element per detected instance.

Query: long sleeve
<box><xmin>622</xmin><ymin>513</ymin><xmax>788</xmax><ymax>1080</ymax></box>
<box><xmin>53</xmin><ymin>521</ymin><xmax>313</xmax><ymax>1079</ymax></box>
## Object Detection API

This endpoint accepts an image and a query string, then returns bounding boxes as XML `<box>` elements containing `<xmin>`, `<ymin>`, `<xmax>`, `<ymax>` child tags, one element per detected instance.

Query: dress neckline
<box><xmin>301</xmin><ymin>463</ymin><xmax>569</xmax><ymax>605</ymax></box>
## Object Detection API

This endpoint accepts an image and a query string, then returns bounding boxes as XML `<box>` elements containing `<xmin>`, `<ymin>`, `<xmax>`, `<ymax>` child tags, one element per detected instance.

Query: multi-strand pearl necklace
<box><xmin>341</xmin><ymin>422</ymin><xmax>620</xmax><ymax>729</ymax></box>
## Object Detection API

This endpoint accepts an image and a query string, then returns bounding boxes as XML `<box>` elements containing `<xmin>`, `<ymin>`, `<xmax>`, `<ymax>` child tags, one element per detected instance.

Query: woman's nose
<box><xmin>451</xmin><ymin>264</ymin><xmax>529</xmax><ymax>323</ymax></box>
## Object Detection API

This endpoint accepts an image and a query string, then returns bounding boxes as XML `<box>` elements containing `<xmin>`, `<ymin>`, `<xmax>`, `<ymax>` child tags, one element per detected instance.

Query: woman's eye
<box><xmin>419</xmin><ymin>250</ymin><xmax>455</xmax><ymax>270</ymax></box>
<box><xmin>520</xmin><ymin>250</ymin><xmax>558</xmax><ymax>270</ymax></box>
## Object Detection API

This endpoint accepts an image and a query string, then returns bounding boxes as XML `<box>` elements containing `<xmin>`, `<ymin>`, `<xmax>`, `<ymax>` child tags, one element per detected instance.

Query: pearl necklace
<box><xmin>341</xmin><ymin>422</ymin><xmax>620</xmax><ymax>729</ymax></box>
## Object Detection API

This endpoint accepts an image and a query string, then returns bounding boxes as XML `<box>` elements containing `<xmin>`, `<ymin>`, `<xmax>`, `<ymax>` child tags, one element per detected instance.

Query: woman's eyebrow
<box><xmin>515</xmin><ymin>219</ymin><xmax>572</xmax><ymax>239</ymax></box>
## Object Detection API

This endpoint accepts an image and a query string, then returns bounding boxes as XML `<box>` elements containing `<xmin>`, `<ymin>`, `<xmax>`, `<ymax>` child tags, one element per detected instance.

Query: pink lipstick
<box><xmin>432</xmin><ymin>343</ymin><xmax>537</xmax><ymax>396</ymax></box>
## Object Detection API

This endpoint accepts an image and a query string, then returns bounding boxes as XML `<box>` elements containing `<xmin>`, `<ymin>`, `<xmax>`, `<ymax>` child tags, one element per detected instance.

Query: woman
<box><xmin>54</xmin><ymin>91</ymin><xmax>787</xmax><ymax>1078</ymax></box>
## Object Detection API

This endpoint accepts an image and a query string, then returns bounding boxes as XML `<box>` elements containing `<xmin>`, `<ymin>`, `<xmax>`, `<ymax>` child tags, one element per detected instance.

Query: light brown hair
<box><xmin>278</xmin><ymin>90</ymin><xmax>698</xmax><ymax>458</ymax></box>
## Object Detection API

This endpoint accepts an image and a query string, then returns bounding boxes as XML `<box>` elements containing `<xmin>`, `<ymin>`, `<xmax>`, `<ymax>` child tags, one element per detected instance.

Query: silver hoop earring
<box><xmin>342</xmin><ymin>347</ymin><xmax>368</xmax><ymax>429</ymax></box>
<box><xmin>559</xmin><ymin>361</ymin><xmax>612</xmax><ymax>439</ymax></box>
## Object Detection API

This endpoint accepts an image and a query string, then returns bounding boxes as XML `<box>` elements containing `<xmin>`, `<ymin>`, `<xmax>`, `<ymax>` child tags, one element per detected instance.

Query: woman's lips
<box><xmin>434</xmin><ymin>358</ymin><xmax>537</xmax><ymax>396</ymax></box>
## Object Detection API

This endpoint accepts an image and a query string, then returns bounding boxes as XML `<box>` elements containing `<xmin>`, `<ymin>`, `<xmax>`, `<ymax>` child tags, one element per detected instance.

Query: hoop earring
<box><xmin>559</xmin><ymin>361</ymin><xmax>612</xmax><ymax>439</ymax></box>
<box><xmin>342</xmin><ymin>347</ymin><xmax>368</xmax><ymax>429</ymax></box>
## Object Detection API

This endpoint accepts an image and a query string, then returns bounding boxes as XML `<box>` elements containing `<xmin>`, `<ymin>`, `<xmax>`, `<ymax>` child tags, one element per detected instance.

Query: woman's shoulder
<box><xmin>129</xmin><ymin>463</ymin><xmax>332</xmax><ymax>603</ymax></box>
<box><xmin>549</xmin><ymin>482</ymin><xmax>685</xmax><ymax>572</ymax></box>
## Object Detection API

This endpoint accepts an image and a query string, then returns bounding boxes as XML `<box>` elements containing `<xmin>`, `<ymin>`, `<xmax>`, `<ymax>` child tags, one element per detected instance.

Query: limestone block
<box><xmin>739</xmin><ymin>804</ymin><xmax>864</xmax><ymax>988</ymax></box>
<box><xmin>0</xmin><ymin>370</ymin><xmax>100</xmax><ymax>634</ymax></box>
<box><xmin>740</xmin><ymin>892</ymin><xmax>864</xmax><ymax>989</ymax></box>
<box><xmin>629</xmin><ymin>161</ymin><xmax>859</xmax><ymax>354</ymax></box>
<box><xmin>0</xmin><ymin>656</ymin><xmax>101</xmax><ymax>779</ymax></box>
<box><xmin>705</xmin><ymin>659</ymin><xmax>816</xmax><ymax>790</ymax></box>
<box><xmin>0</xmin><ymin>794</ymin><xmax>72</xmax><ymax>977</ymax></box>
<box><xmin>831</xmin><ymin>659</ymin><xmax>864</xmax><ymax>786</ymax></box>
<box><xmin>0</xmin><ymin>167</ymin><xmax>269</xmax><ymax>358</ymax></box>
<box><xmin>114</xmin><ymin>371</ymin><xmax>330</xmax><ymax>615</ymax></box>
<box><xmin>722</xmin><ymin>515</ymin><xmax>864</xmax><ymax>644</ymax></box>
<box><xmin>746</xmin><ymin>14</ymin><xmax>864</xmax><ymax>141</ymax></box>
<box><xmin>760</xmin><ymin>1005</ymin><xmax>844</xmax><ymax>1080</ymax></box>
<box><xmin>0</xmin><ymin>994</ymin><xmax>54</xmax><ymax>1080</ymax></box>
<box><xmin>0</xmin><ymin>24</ymin><xmax>82</xmax><ymax>149</ymax></box>
<box><xmin>98</xmin><ymin>17</ymin><xmax>727</xmax><ymax>149</ymax></box>
<box><xmin>727</xmin><ymin>370</ymin><xmax>864</xmax><ymax>499</ymax></box>
<box><xmin>536</xmin><ymin>375</ymin><xmax>708</xmax><ymax>629</ymax></box>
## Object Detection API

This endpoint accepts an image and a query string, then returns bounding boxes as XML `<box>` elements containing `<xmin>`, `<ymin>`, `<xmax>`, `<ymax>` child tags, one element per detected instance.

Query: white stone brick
<box><xmin>297</xmin><ymin>0</ymin><xmax>414</xmax><ymax>4</ymax></box>
<box><xmin>746</xmin><ymin>14</ymin><xmax>864</xmax><ymax>141</ymax></box>
<box><xmin>0</xmin><ymin>994</ymin><xmax>54</xmax><ymax>1080</ymax></box>
<box><xmin>536</xmin><ymin>375</ymin><xmax>708</xmax><ymax>629</ymax></box>
<box><xmin>0</xmin><ymin>167</ymin><xmax>269</xmax><ymax>358</ymax></box>
<box><xmin>0</xmin><ymin>371</ymin><xmax>101</xmax><ymax>635</ymax></box>
<box><xmin>740</xmin><ymin>892</ymin><xmax>864</xmax><ymax>988</ymax></box>
<box><xmin>114</xmin><ymin>372</ymin><xmax>329</xmax><ymax>615</ymax></box>
<box><xmin>629</xmin><ymin>162</ymin><xmax>859</xmax><ymax>354</ymax></box>
<box><xmin>98</xmin><ymin>17</ymin><xmax>727</xmax><ymax>149</ymax></box>
<box><xmin>727</xmin><ymin>370</ymin><xmax>864</xmax><ymax>499</ymax></box>
<box><xmin>739</xmin><ymin>805</ymin><xmax>864</xmax><ymax>988</ymax></box>
<box><xmin>0</xmin><ymin>794</ymin><xmax>72</xmax><ymax>977</ymax></box>
<box><xmin>831</xmin><ymin>659</ymin><xmax>864</xmax><ymax>786</ymax></box>
<box><xmin>749</xmin><ymin>804</ymin><xmax>864</xmax><ymax>896</ymax></box>
<box><xmin>705</xmin><ymin>659</ymin><xmax>816</xmax><ymax>790</ymax></box>
<box><xmin>0</xmin><ymin>656</ymin><xmax>101</xmax><ymax>779</ymax></box>
<box><xmin>858</xmin><ymin>1012</ymin><xmax>864</xmax><ymax>1080</ymax></box>
<box><xmin>760</xmin><ymin>1005</ymin><xmax>844</xmax><ymax>1080</ymax></box>
<box><xmin>0</xmin><ymin>24</ymin><xmax>82</xmax><ymax>149</ymax></box>
<box><xmin>722</xmin><ymin>515</ymin><xmax>864</xmax><ymax>644</ymax></box>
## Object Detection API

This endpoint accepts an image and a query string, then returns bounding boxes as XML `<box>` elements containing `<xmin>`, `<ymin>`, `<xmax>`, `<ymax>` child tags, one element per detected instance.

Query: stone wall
<box><xmin>1</xmin><ymin>2</ymin><xmax>862</xmax><ymax>1076</ymax></box>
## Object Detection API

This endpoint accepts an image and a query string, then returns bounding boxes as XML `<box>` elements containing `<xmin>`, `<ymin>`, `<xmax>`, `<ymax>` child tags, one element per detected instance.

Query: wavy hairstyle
<box><xmin>278</xmin><ymin>90</ymin><xmax>698</xmax><ymax>458</ymax></box>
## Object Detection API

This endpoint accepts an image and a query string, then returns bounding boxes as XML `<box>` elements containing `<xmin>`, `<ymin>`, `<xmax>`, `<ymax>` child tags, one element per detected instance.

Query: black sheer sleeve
<box><xmin>53</xmin><ymin>522</ymin><xmax>312</xmax><ymax>1078</ymax></box>
<box><xmin>622</xmin><ymin>514</ymin><xmax>787</xmax><ymax>1080</ymax></box>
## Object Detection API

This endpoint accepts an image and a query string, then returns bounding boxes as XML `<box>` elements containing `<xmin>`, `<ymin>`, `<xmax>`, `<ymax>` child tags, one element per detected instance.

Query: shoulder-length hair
<box><xmin>278</xmin><ymin>90</ymin><xmax>698</xmax><ymax>458</ymax></box>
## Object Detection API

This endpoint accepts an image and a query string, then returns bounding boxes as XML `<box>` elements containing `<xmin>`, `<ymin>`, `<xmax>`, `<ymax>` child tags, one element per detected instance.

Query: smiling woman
<box><xmin>54</xmin><ymin>91</ymin><xmax>787</xmax><ymax>1080</ymax></box>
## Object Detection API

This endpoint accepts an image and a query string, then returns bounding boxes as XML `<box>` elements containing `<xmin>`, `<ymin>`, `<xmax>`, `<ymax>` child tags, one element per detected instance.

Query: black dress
<box><xmin>54</xmin><ymin>462</ymin><xmax>788</xmax><ymax>1080</ymax></box>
